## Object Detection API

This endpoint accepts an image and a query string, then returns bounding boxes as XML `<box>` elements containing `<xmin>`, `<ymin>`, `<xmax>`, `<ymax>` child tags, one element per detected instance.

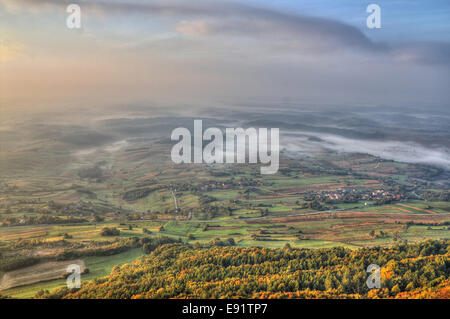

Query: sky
<box><xmin>1</xmin><ymin>0</ymin><xmax>449</xmax><ymax>112</ymax></box>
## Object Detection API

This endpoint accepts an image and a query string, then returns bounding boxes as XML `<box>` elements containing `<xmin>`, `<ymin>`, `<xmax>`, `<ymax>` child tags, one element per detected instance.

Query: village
<box><xmin>307</xmin><ymin>188</ymin><xmax>405</xmax><ymax>204</ymax></box>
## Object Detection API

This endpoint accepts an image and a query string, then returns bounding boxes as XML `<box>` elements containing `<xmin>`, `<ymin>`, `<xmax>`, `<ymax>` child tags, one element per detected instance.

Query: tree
<box><xmin>391</xmin><ymin>284</ymin><xmax>401</xmax><ymax>295</ymax></box>
<box><xmin>100</xmin><ymin>227</ymin><xmax>120</xmax><ymax>236</ymax></box>
<box><xmin>94</xmin><ymin>215</ymin><xmax>104</xmax><ymax>222</ymax></box>
<box><xmin>63</xmin><ymin>233</ymin><xmax>73</xmax><ymax>239</ymax></box>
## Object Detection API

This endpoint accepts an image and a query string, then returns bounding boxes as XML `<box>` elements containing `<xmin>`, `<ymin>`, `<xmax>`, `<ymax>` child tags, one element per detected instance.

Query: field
<box><xmin>0</xmin><ymin>259</ymin><xmax>85</xmax><ymax>291</ymax></box>
<box><xmin>1</xmin><ymin>249</ymin><xmax>144</xmax><ymax>298</ymax></box>
<box><xmin>0</xmin><ymin>133</ymin><xmax>449</xmax><ymax>298</ymax></box>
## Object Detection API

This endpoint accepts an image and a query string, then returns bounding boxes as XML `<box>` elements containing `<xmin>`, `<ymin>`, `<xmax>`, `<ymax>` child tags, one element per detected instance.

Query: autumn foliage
<box><xmin>43</xmin><ymin>239</ymin><xmax>449</xmax><ymax>299</ymax></box>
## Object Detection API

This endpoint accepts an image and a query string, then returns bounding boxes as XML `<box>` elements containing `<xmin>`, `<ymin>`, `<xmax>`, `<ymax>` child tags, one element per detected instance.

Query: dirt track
<box><xmin>0</xmin><ymin>259</ymin><xmax>85</xmax><ymax>291</ymax></box>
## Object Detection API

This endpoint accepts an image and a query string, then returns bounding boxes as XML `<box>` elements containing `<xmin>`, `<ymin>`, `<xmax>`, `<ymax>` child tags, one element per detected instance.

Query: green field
<box><xmin>2</xmin><ymin>248</ymin><xmax>144</xmax><ymax>298</ymax></box>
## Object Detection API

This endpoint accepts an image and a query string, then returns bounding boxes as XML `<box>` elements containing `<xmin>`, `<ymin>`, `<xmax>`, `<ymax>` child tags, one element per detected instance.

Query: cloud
<box><xmin>282</xmin><ymin>132</ymin><xmax>450</xmax><ymax>169</ymax></box>
<box><xmin>393</xmin><ymin>42</ymin><xmax>450</xmax><ymax>65</ymax></box>
<box><xmin>2</xmin><ymin>0</ymin><xmax>384</xmax><ymax>52</ymax></box>
<box><xmin>173</xmin><ymin>18</ymin><xmax>386</xmax><ymax>55</ymax></box>
<box><xmin>3</xmin><ymin>0</ymin><xmax>448</xmax><ymax>64</ymax></box>
<box><xmin>1</xmin><ymin>0</ymin><xmax>449</xmax><ymax>110</ymax></box>
<box><xmin>175</xmin><ymin>20</ymin><xmax>211</xmax><ymax>37</ymax></box>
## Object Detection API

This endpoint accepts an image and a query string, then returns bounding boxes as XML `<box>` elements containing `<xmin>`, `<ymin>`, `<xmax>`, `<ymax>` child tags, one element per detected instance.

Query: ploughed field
<box><xmin>0</xmin><ymin>259</ymin><xmax>85</xmax><ymax>290</ymax></box>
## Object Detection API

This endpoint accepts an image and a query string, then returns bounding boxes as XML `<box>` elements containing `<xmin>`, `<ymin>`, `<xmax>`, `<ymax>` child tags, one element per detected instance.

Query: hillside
<box><xmin>42</xmin><ymin>240</ymin><xmax>449</xmax><ymax>299</ymax></box>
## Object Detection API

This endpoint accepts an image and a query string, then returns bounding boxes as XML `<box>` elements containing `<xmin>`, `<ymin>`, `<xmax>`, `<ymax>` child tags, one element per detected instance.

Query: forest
<box><xmin>37</xmin><ymin>239</ymin><xmax>449</xmax><ymax>299</ymax></box>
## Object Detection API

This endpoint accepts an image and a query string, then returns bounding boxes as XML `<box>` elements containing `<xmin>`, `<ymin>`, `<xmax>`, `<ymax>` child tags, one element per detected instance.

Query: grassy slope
<box><xmin>2</xmin><ymin>248</ymin><xmax>143</xmax><ymax>298</ymax></box>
